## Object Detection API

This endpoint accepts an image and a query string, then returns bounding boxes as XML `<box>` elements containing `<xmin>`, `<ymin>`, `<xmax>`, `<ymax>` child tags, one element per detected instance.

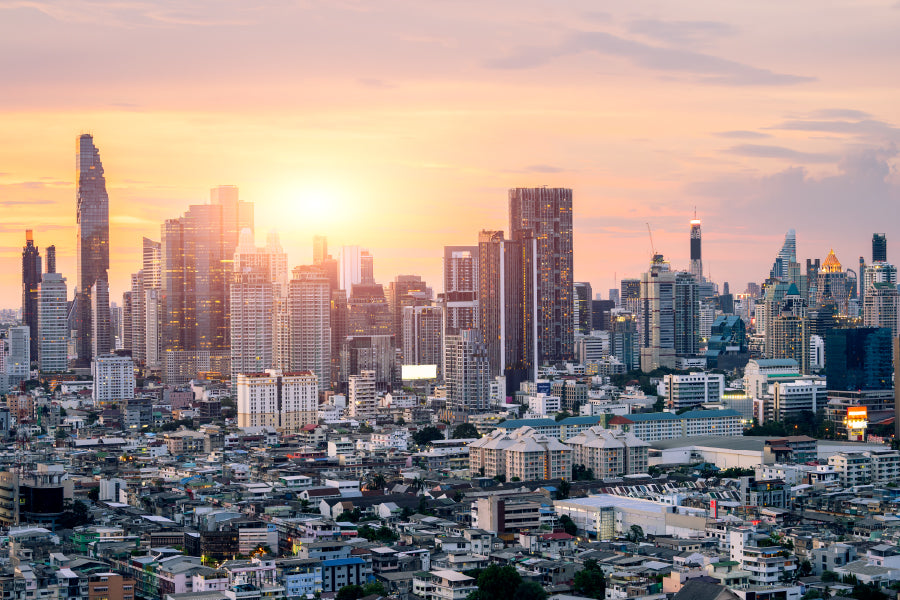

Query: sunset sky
<box><xmin>2</xmin><ymin>0</ymin><xmax>900</xmax><ymax>307</ymax></box>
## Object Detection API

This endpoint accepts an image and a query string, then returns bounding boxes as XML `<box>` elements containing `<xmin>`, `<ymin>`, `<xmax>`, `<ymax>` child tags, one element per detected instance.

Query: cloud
<box><xmin>486</xmin><ymin>29</ymin><xmax>814</xmax><ymax>86</ymax></box>
<box><xmin>688</xmin><ymin>146</ymin><xmax>900</xmax><ymax>231</ymax></box>
<box><xmin>4</xmin><ymin>0</ymin><xmax>259</xmax><ymax>27</ymax></box>
<box><xmin>768</xmin><ymin>118</ymin><xmax>900</xmax><ymax>140</ymax></box>
<box><xmin>523</xmin><ymin>164</ymin><xmax>565</xmax><ymax>173</ymax></box>
<box><xmin>725</xmin><ymin>144</ymin><xmax>836</xmax><ymax>163</ymax></box>
<box><xmin>0</xmin><ymin>198</ymin><xmax>55</xmax><ymax>206</ymax></box>
<box><xmin>810</xmin><ymin>108</ymin><xmax>873</xmax><ymax>119</ymax></box>
<box><xmin>627</xmin><ymin>19</ymin><xmax>738</xmax><ymax>46</ymax></box>
<box><xmin>714</xmin><ymin>130</ymin><xmax>772</xmax><ymax>139</ymax></box>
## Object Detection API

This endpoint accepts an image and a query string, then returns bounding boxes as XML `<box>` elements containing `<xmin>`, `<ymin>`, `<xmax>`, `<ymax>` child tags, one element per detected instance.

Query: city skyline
<box><xmin>2</xmin><ymin>1</ymin><xmax>900</xmax><ymax>306</ymax></box>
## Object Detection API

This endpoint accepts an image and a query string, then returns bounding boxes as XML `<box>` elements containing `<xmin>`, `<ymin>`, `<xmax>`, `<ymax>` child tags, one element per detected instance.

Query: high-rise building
<box><xmin>348</xmin><ymin>370</ymin><xmax>377</xmax><ymax>420</ymax></box>
<box><xmin>639</xmin><ymin>255</ymin><xmax>675</xmax><ymax>371</ymax></box>
<box><xmin>38</xmin><ymin>272</ymin><xmax>67</xmax><ymax>373</ymax></box>
<box><xmin>330</xmin><ymin>290</ymin><xmax>348</xmax><ymax>390</ymax></box>
<box><xmin>816</xmin><ymin>249</ymin><xmax>852</xmax><ymax>316</ymax></box>
<box><xmin>573</xmin><ymin>282</ymin><xmax>593</xmax><ymax>335</ymax></box>
<box><xmin>313</xmin><ymin>235</ymin><xmax>328</xmax><ymax>266</ymax></box>
<box><xmin>21</xmin><ymin>230</ymin><xmax>42</xmax><ymax>362</ymax></box>
<box><xmin>142</xmin><ymin>237</ymin><xmax>162</xmax><ymax>370</ymax></box>
<box><xmin>347</xmin><ymin>283</ymin><xmax>392</xmax><ymax>338</ymax></box>
<box><xmin>340</xmin><ymin>335</ymin><xmax>395</xmax><ymax>391</ymax></box>
<box><xmin>121</xmin><ymin>291</ymin><xmax>132</xmax><ymax>355</ymax></box>
<box><xmin>229</xmin><ymin>266</ymin><xmax>274</xmax><ymax>383</ymax></box>
<box><xmin>477</xmin><ymin>230</ymin><xmax>536</xmax><ymax>391</ymax></box>
<box><xmin>674</xmin><ymin>272</ymin><xmax>700</xmax><ymax>357</ymax></box>
<box><xmin>289</xmin><ymin>266</ymin><xmax>331</xmax><ymax>390</ymax></box>
<box><xmin>611</xmin><ymin>312</ymin><xmax>639</xmax><ymax>371</ymax></box>
<box><xmin>75</xmin><ymin>134</ymin><xmax>110</xmax><ymax>367</ymax></box>
<box><xmin>690</xmin><ymin>216</ymin><xmax>702</xmax><ymax>282</ymax></box>
<box><xmin>771</xmin><ymin>229</ymin><xmax>796</xmax><ymax>280</ymax></box>
<box><xmin>442</xmin><ymin>246</ymin><xmax>478</xmax><ymax>335</ymax></box>
<box><xmin>620</xmin><ymin>279</ymin><xmax>641</xmax><ymax>318</ymax></box>
<box><xmin>339</xmin><ymin>246</ymin><xmax>361</xmax><ymax>297</ymax></box>
<box><xmin>827</xmin><ymin>328</ymin><xmax>892</xmax><ymax>391</ymax></box>
<box><xmin>387</xmin><ymin>275</ymin><xmax>430</xmax><ymax>357</ymax></box>
<box><xmin>508</xmin><ymin>187</ymin><xmax>574</xmax><ymax>362</ymax></box>
<box><xmin>45</xmin><ymin>245</ymin><xmax>56</xmax><ymax>276</ymax></box>
<box><xmin>236</xmin><ymin>369</ymin><xmax>318</xmax><ymax>430</ymax></box>
<box><xmin>6</xmin><ymin>326</ymin><xmax>30</xmax><ymax>388</ymax></box>
<box><xmin>161</xmin><ymin>190</ymin><xmax>252</xmax><ymax>381</ymax></box>
<box><xmin>863</xmin><ymin>283</ymin><xmax>900</xmax><ymax>339</ymax></box>
<box><xmin>92</xmin><ymin>354</ymin><xmax>135</xmax><ymax>404</ymax></box>
<box><xmin>770</xmin><ymin>286</ymin><xmax>809</xmax><ymax>373</ymax></box>
<box><xmin>90</xmin><ymin>278</ymin><xmax>111</xmax><ymax>359</ymax></box>
<box><xmin>129</xmin><ymin>271</ymin><xmax>146</xmax><ymax>364</ymax></box>
<box><xmin>873</xmin><ymin>233</ymin><xmax>887</xmax><ymax>263</ymax></box>
<box><xmin>402</xmin><ymin>305</ymin><xmax>442</xmax><ymax>373</ymax></box>
<box><xmin>360</xmin><ymin>249</ymin><xmax>375</xmax><ymax>285</ymax></box>
<box><xmin>608</xmin><ymin>288</ymin><xmax>620</xmax><ymax>306</ymax></box>
<box><xmin>444</xmin><ymin>330</ymin><xmax>490</xmax><ymax>421</ymax></box>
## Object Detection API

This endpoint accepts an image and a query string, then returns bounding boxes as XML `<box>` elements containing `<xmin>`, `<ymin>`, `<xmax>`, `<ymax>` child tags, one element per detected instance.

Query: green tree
<box><xmin>627</xmin><ymin>524</ymin><xmax>644</xmax><ymax>542</ymax></box>
<box><xmin>363</xmin><ymin>582</ymin><xmax>386</xmax><ymax>597</ymax></box>
<box><xmin>336</xmin><ymin>584</ymin><xmax>365</xmax><ymax>600</ymax></box>
<box><xmin>558</xmin><ymin>514</ymin><xmax>577</xmax><ymax>536</ymax></box>
<box><xmin>413</xmin><ymin>426</ymin><xmax>444</xmax><ymax>447</ymax></box>
<box><xmin>797</xmin><ymin>560</ymin><xmax>812</xmax><ymax>578</ymax></box>
<box><xmin>573</xmin><ymin>559</ymin><xmax>605</xmax><ymax>599</ymax></box>
<box><xmin>87</xmin><ymin>488</ymin><xmax>99</xmax><ymax>502</ymax></box>
<box><xmin>554</xmin><ymin>411</ymin><xmax>572</xmax><ymax>422</ymax></box>
<box><xmin>470</xmin><ymin>565</ymin><xmax>522</xmax><ymax>600</ymax></box>
<box><xmin>512</xmin><ymin>582</ymin><xmax>547</xmax><ymax>600</ymax></box>
<box><xmin>358</xmin><ymin>424</ymin><xmax>374</xmax><ymax>434</ymax></box>
<box><xmin>557</xmin><ymin>479</ymin><xmax>571</xmax><ymax>500</ymax></box>
<box><xmin>452</xmin><ymin>423</ymin><xmax>480</xmax><ymax>439</ymax></box>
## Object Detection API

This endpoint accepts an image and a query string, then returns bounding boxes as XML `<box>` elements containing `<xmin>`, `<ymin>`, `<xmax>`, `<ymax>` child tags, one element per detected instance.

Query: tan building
<box><xmin>89</xmin><ymin>573</ymin><xmax>135</xmax><ymax>600</ymax></box>
<box><xmin>468</xmin><ymin>426</ymin><xmax>572</xmax><ymax>481</ymax></box>
<box><xmin>236</xmin><ymin>369</ymin><xmax>318</xmax><ymax>430</ymax></box>
<box><xmin>348</xmin><ymin>370</ymin><xmax>377</xmax><ymax>421</ymax></box>
<box><xmin>164</xmin><ymin>430</ymin><xmax>206</xmax><ymax>455</ymax></box>
<box><xmin>566</xmin><ymin>426</ymin><xmax>649</xmax><ymax>478</ymax></box>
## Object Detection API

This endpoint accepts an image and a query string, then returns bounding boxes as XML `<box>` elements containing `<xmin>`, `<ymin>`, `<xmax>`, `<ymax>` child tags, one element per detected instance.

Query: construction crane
<box><xmin>646</xmin><ymin>222</ymin><xmax>656</xmax><ymax>256</ymax></box>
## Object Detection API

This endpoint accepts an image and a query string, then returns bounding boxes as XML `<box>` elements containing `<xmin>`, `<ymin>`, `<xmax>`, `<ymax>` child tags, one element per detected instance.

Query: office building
<box><xmin>674</xmin><ymin>271</ymin><xmax>699</xmax><ymax>356</ymax></box>
<box><xmin>620</xmin><ymin>278</ymin><xmax>641</xmax><ymax>318</ymax></box>
<box><xmin>639</xmin><ymin>256</ymin><xmax>697</xmax><ymax>371</ymax></box>
<box><xmin>236</xmin><ymin>369</ymin><xmax>318</xmax><ymax>430</ymax></box>
<box><xmin>289</xmin><ymin>266</ymin><xmax>331</xmax><ymax>390</ymax></box>
<box><xmin>573</xmin><ymin>282</ymin><xmax>593</xmax><ymax>335</ymax></box>
<box><xmin>816</xmin><ymin>250</ymin><xmax>852</xmax><ymax>316</ymax></box>
<box><xmin>863</xmin><ymin>283</ymin><xmax>900</xmax><ymax>338</ymax></box>
<box><xmin>75</xmin><ymin>134</ymin><xmax>111</xmax><ymax>367</ymax></box>
<box><xmin>827</xmin><ymin>327</ymin><xmax>892</xmax><ymax>391</ymax></box>
<box><xmin>91</xmin><ymin>277</ymin><xmax>111</xmax><ymax>359</ymax></box>
<box><xmin>92</xmin><ymin>354</ymin><xmax>135</xmax><ymax>403</ymax></box>
<box><xmin>402</xmin><ymin>305</ymin><xmax>442</xmax><ymax>372</ymax></box>
<box><xmin>38</xmin><ymin>272</ymin><xmax>68</xmax><ymax>372</ymax></box>
<box><xmin>230</xmin><ymin>267</ymin><xmax>274</xmax><ymax>383</ymax></box>
<box><xmin>162</xmin><ymin>188</ymin><xmax>253</xmax><ymax>382</ymax></box>
<box><xmin>509</xmin><ymin>187</ymin><xmax>574</xmax><ymax>362</ymax></box>
<box><xmin>611</xmin><ymin>312</ymin><xmax>639</xmax><ymax>371</ymax></box>
<box><xmin>873</xmin><ymin>233</ymin><xmax>887</xmax><ymax>263</ymax></box>
<box><xmin>444</xmin><ymin>329</ymin><xmax>490</xmax><ymax>421</ymax></box>
<box><xmin>477</xmin><ymin>230</ymin><xmax>536</xmax><ymax>391</ymax></box>
<box><xmin>771</xmin><ymin>229</ymin><xmax>796</xmax><ymax>281</ymax></box>
<box><xmin>7</xmin><ymin>326</ymin><xmax>30</xmax><ymax>387</ymax></box>
<box><xmin>348</xmin><ymin>370</ymin><xmax>377</xmax><ymax>420</ymax></box>
<box><xmin>590</xmin><ymin>299</ymin><xmax>615</xmax><ymax>331</ymax></box>
<box><xmin>387</xmin><ymin>275</ymin><xmax>430</xmax><ymax>355</ymax></box>
<box><xmin>21</xmin><ymin>230</ymin><xmax>42</xmax><ymax>362</ymax></box>
<box><xmin>661</xmin><ymin>372</ymin><xmax>725</xmax><ymax>410</ymax></box>
<box><xmin>339</xmin><ymin>246</ymin><xmax>361</xmax><ymax>297</ymax></box>
<box><xmin>770</xmin><ymin>285</ymin><xmax>810</xmax><ymax>373</ymax></box>
<box><xmin>443</xmin><ymin>245</ymin><xmax>478</xmax><ymax>335</ymax></box>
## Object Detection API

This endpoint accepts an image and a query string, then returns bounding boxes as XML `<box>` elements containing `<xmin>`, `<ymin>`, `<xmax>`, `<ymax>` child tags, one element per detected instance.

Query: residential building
<box><xmin>444</xmin><ymin>330</ymin><xmax>491</xmax><ymax>421</ymax></box>
<box><xmin>236</xmin><ymin>369</ymin><xmax>318</xmax><ymax>430</ymax></box>
<box><xmin>348</xmin><ymin>370</ymin><xmax>376</xmax><ymax>421</ymax></box>
<box><xmin>662</xmin><ymin>372</ymin><xmax>725</xmax><ymax>410</ymax></box>
<box><xmin>289</xmin><ymin>266</ymin><xmax>331</xmax><ymax>389</ymax></box>
<box><xmin>566</xmin><ymin>427</ymin><xmax>649</xmax><ymax>477</ymax></box>
<box><xmin>92</xmin><ymin>354</ymin><xmax>135</xmax><ymax>403</ymax></box>
<box><xmin>38</xmin><ymin>271</ymin><xmax>67</xmax><ymax>372</ymax></box>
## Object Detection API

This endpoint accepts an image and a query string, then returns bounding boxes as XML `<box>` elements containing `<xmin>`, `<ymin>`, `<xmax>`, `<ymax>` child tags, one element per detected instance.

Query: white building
<box><xmin>828</xmin><ymin>452</ymin><xmax>872</xmax><ymax>487</ymax></box>
<box><xmin>526</xmin><ymin>394</ymin><xmax>561</xmax><ymax>417</ymax></box>
<box><xmin>348</xmin><ymin>370</ymin><xmax>376</xmax><ymax>421</ymax></box>
<box><xmin>809</xmin><ymin>335</ymin><xmax>825</xmax><ymax>371</ymax></box>
<box><xmin>229</xmin><ymin>274</ymin><xmax>274</xmax><ymax>383</ymax></box>
<box><xmin>468</xmin><ymin>426</ymin><xmax>572</xmax><ymax>481</ymax></box>
<box><xmin>444</xmin><ymin>330</ymin><xmax>490</xmax><ymax>419</ymax></box>
<box><xmin>566</xmin><ymin>426</ymin><xmax>649</xmax><ymax>477</ymax></box>
<box><xmin>575</xmin><ymin>330</ymin><xmax>611</xmax><ymax>365</ymax></box>
<box><xmin>661</xmin><ymin>372</ymin><xmax>724</xmax><ymax>410</ymax></box>
<box><xmin>37</xmin><ymin>273</ymin><xmax>67</xmax><ymax>373</ymax></box>
<box><xmin>769</xmin><ymin>379</ymin><xmax>827</xmax><ymax>422</ymax></box>
<box><xmin>92</xmin><ymin>354</ymin><xmax>135</xmax><ymax>403</ymax></box>
<box><xmin>236</xmin><ymin>369</ymin><xmax>318</xmax><ymax>430</ymax></box>
<box><xmin>6</xmin><ymin>326</ymin><xmax>30</xmax><ymax>385</ymax></box>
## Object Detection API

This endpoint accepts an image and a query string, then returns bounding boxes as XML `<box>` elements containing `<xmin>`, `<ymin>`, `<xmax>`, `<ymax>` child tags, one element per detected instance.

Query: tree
<box><xmin>336</xmin><ymin>584</ymin><xmax>366</xmax><ymax>600</ymax></box>
<box><xmin>559</xmin><ymin>514</ymin><xmax>577</xmax><ymax>536</ymax></box>
<box><xmin>513</xmin><ymin>582</ymin><xmax>547</xmax><ymax>600</ymax></box>
<box><xmin>363</xmin><ymin>582</ymin><xmax>386</xmax><ymax>597</ymax></box>
<box><xmin>494</xmin><ymin>473</ymin><xmax>506</xmax><ymax>484</ymax></box>
<box><xmin>358</xmin><ymin>424</ymin><xmax>374</xmax><ymax>434</ymax></box>
<box><xmin>573</xmin><ymin>559</ymin><xmax>605</xmax><ymax>599</ymax></box>
<box><xmin>452</xmin><ymin>423</ymin><xmax>480</xmax><ymax>439</ymax></box>
<box><xmin>557</xmin><ymin>479</ymin><xmax>571</xmax><ymax>500</ymax></box>
<box><xmin>413</xmin><ymin>426</ymin><xmax>444</xmax><ymax>447</ymax></box>
<box><xmin>87</xmin><ymin>488</ymin><xmax>99</xmax><ymax>502</ymax></box>
<box><xmin>798</xmin><ymin>560</ymin><xmax>812</xmax><ymax>578</ymax></box>
<box><xmin>627</xmin><ymin>524</ymin><xmax>644</xmax><ymax>542</ymax></box>
<box><xmin>470</xmin><ymin>565</ymin><xmax>523</xmax><ymax>600</ymax></box>
<box><xmin>554</xmin><ymin>411</ymin><xmax>572</xmax><ymax>422</ymax></box>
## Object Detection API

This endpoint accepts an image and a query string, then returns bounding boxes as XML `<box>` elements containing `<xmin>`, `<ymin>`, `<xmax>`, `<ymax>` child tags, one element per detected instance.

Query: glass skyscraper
<box><xmin>75</xmin><ymin>134</ymin><xmax>110</xmax><ymax>367</ymax></box>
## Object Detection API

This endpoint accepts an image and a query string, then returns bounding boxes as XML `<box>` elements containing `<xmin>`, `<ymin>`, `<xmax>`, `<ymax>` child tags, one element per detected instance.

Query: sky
<box><xmin>1</xmin><ymin>0</ymin><xmax>900</xmax><ymax>307</ymax></box>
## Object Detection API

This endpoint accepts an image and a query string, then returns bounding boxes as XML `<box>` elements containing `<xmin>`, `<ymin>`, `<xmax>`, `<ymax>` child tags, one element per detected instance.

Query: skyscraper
<box><xmin>38</xmin><ymin>272</ymin><xmax>67</xmax><ymax>373</ymax></box>
<box><xmin>339</xmin><ymin>246</ymin><xmax>361</xmax><ymax>297</ymax></box>
<box><xmin>387</xmin><ymin>275</ymin><xmax>430</xmax><ymax>357</ymax></box>
<box><xmin>313</xmin><ymin>235</ymin><xmax>328</xmax><ymax>266</ymax></box>
<box><xmin>771</xmin><ymin>229</ymin><xmax>796</xmax><ymax>280</ymax></box>
<box><xmin>442</xmin><ymin>246</ymin><xmax>478</xmax><ymax>334</ymax></box>
<box><xmin>508</xmin><ymin>187</ymin><xmax>574</xmax><ymax>362</ymax></box>
<box><xmin>873</xmin><ymin>233</ymin><xmax>887</xmax><ymax>263</ymax></box>
<box><xmin>827</xmin><ymin>327</ymin><xmax>892</xmax><ymax>391</ymax></box>
<box><xmin>75</xmin><ymin>134</ymin><xmax>110</xmax><ymax>367</ymax></box>
<box><xmin>689</xmin><ymin>216</ymin><xmax>702</xmax><ymax>282</ymax></box>
<box><xmin>639</xmin><ymin>255</ymin><xmax>676</xmax><ymax>371</ymax></box>
<box><xmin>573</xmin><ymin>282</ymin><xmax>593</xmax><ymax>335</ymax></box>
<box><xmin>229</xmin><ymin>265</ymin><xmax>274</xmax><ymax>382</ymax></box>
<box><xmin>289</xmin><ymin>266</ymin><xmax>331</xmax><ymax>390</ymax></box>
<box><xmin>402</xmin><ymin>305</ymin><xmax>443</xmax><ymax>373</ymax></box>
<box><xmin>477</xmin><ymin>230</ymin><xmax>536</xmax><ymax>391</ymax></box>
<box><xmin>444</xmin><ymin>329</ymin><xmax>490</xmax><ymax>421</ymax></box>
<box><xmin>45</xmin><ymin>245</ymin><xmax>56</xmax><ymax>276</ymax></box>
<box><xmin>21</xmin><ymin>230</ymin><xmax>42</xmax><ymax>362</ymax></box>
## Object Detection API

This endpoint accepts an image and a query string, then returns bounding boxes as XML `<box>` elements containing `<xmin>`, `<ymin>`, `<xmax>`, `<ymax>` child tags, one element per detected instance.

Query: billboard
<box><xmin>536</xmin><ymin>381</ymin><xmax>552</xmax><ymax>395</ymax></box>
<box><xmin>401</xmin><ymin>364</ymin><xmax>438</xmax><ymax>380</ymax></box>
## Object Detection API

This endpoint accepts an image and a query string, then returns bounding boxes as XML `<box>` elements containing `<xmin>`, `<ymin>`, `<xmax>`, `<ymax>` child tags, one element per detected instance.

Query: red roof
<box><xmin>302</xmin><ymin>424</ymin><xmax>320</xmax><ymax>431</ymax></box>
<box><xmin>541</xmin><ymin>532</ymin><xmax>574</xmax><ymax>540</ymax></box>
<box><xmin>608</xmin><ymin>415</ymin><xmax>635</xmax><ymax>425</ymax></box>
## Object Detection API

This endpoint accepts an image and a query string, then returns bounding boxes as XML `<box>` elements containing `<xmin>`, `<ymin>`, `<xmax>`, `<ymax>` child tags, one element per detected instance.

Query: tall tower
<box><xmin>75</xmin><ymin>134</ymin><xmax>110</xmax><ymax>367</ymax></box>
<box><xmin>38</xmin><ymin>272</ymin><xmax>68</xmax><ymax>372</ymax></box>
<box><xmin>339</xmin><ymin>246</ymin><xmax>361</xmax><ymax>297</ymax></box>
<box><xmin>229</xmin><ymin>265</ymin><xmax>274</xmax><ymax>382</ymax></box>
<box><xmin>508</xmin><ymin>187</ymin><xmax>574</xmax><ymax>363</ymax></box>
<box><xmin>289</xmin><ymin>265</ymin><xmax>332</xmax><ymax>390</ymax></box>
<box><xmin>873</xmin><ymin>233</ymin><xmax>887</xmax><ymax>263</ymax></box>
<box><xmin>442</xmin><ymin>246</ymin><xmax>478</xmax><ymax>335</ymax></box>
<box><xmin>689</xmin><ymin>215</ymin><xmax>702</xmax><ymax>282</ymax></box>
<box><xmin>21</xmin><ymin>230</ymin><xmax>42</xmax><ymax>362</ymax></box>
